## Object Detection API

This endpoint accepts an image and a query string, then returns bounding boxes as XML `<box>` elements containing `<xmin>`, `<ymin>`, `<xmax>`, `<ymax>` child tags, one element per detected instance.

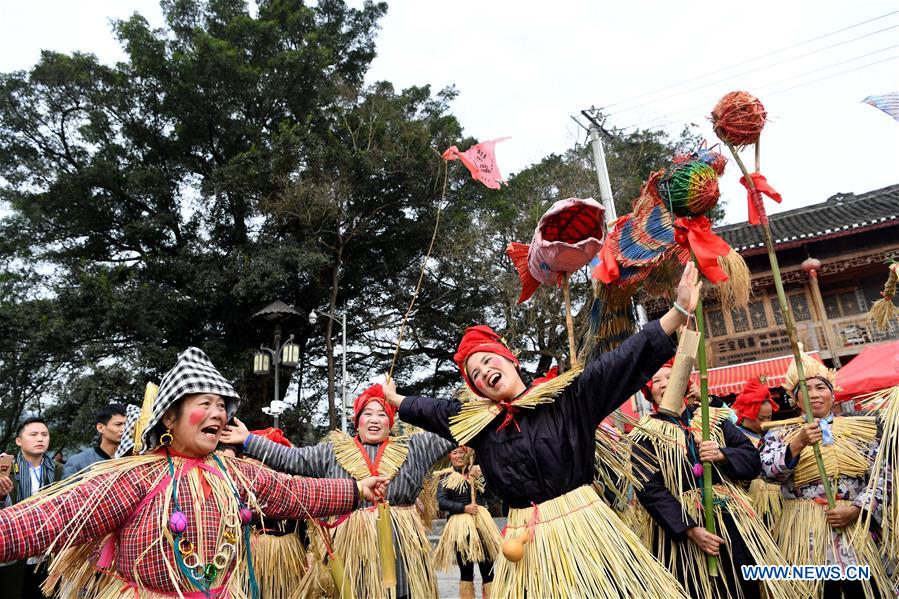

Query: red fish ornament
<box><xmin>506</xmin><ymin>198</ymin><xmax>605</xmax><ymax>304</ymax></box>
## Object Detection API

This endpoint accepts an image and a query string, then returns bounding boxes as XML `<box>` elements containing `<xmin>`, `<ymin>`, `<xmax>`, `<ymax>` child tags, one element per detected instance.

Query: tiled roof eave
<box><xmin>723</xmin><ymin>216</ymin><xmax>899</xmax><ymax>256</ymax></box>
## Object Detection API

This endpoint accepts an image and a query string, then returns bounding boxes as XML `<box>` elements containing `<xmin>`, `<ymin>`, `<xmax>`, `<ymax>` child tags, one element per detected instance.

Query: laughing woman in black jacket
<box><xmin>383</xmin><ymin>263</ymin><xmax>702</xmax><ymax>599</ymax></box>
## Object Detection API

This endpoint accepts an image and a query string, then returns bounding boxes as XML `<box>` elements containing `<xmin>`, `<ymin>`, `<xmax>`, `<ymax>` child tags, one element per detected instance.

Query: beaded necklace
<box><xmin>164</xmin><ymin>450</ymin><xmax>259</xmax><ymax>598</ymax></box>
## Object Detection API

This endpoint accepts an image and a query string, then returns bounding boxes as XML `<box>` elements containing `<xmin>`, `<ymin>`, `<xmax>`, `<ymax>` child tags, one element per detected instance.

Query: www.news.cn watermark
<box><xmin>741</xmin><ymin>565</ymin><xmax>870</xmax><ymax>581</ymax></box>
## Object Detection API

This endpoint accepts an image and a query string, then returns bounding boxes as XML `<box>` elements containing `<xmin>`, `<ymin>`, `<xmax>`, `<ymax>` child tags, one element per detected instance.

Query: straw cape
<box><xmin>629</xmin><ymin>409</ymin><xmax>804</xmax><ymax>599</ymax></box>
<box><xmin>0</xmin><ymin>347</ymin><xmax>360</xmax><ymax>599</ymax></box>
<box><xmin>432</xmin><ymin>467</ymin><xmax>502</xmax><ymax>571</ymax></box>
<box><xmin>857</xmin><ymin>386</ymin><xmax>899</xmax><ymax>561</ymax></box>
<box><xmin>0</xmin><ymin>451</ymin><xmax>357</xmax><ymax>599</ymax></box>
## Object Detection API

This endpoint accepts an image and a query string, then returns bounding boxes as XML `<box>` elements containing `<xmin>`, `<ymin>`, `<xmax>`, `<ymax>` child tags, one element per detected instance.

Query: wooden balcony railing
<box><xmin>708</xmin><ymin>314</ymin><xmax>899</xmax><ymax>367</ymax></box>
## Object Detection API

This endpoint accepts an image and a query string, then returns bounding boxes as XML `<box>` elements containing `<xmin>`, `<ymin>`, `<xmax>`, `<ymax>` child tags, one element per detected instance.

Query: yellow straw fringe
<box><xmin>328</xmin><ymin>431</ymin><xmax>409</xmax><ymax>481</ymax></box>
<box><xmin>629</xmin><ymin>412</ymin><xmax>728</xmax><ymax>510</ymax></box>
<box><xmin>433</xmin><ymin>507</ymin><xmax>502</xmax><ymax>571</ymax></box>
<box><xmin>36</xmin><ymin>453</ymin><xmax>260</xmax><ymax>598</ymax></box>
<box><xmin>867</xmin><ymin>263</ymin><xmax>898</xmax><ymax>331</ymax></box>
<box><xmin>747</xmin><ymin>478</ymin><xmax>784</xmax><ymax>530</ymax></box>
<box><xmin>415</xmin><ymin>473</ymin><xmax>439</xmax><ymax>531</ymax></box>
<box><xmin>439</xmin><ymin>470</ymin><xmax>486</xmax><ymax>494</ymax></box>
<box><xmin>716</xmin><ymin>249</ymin><xmax>751</xmax><ymax>310</ymax></box>
<box><xmin>493</xmin><ymin>485</ymin><xmax>690</xmax><ymax>599</ymax></box>
<box><xmin>251</xmin><ymin>530</ymin><xmax>309</xmax><ymax>599</ymax></box>
<box><xmin>450</xmin><ymin>363</ymin><xmax>585</xmax><ymax>445</ymax></box>
<box><xmin>304</xmin><ymin>505</ymin><xmax>436</xmax><ymax>599</ymax></box>
<box><xmin>672</xmin><ymin>485</ymin><xmax>805</xmax><ymax>599</ymax></box>
<box><xmin>858</xmin><ymin>386</ymin><xmax>899</xmax><ymax>558</ymax></box>
<box><xmin>774</xmin><ymin>499</ymin><xmax>891</xmax><ymax>598</ymax></box>
<box><xmin>594</xmin><ymin>422</ymin><xmax>658</xmax><ymax>504</ymax></box>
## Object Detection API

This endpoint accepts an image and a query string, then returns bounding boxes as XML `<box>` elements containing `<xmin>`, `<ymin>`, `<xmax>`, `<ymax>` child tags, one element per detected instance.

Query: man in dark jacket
<box><xmin>0</xmin><ymin>417</ymin><xmax>64</xmax><ymax>599</ymax></box>
<box><xmin>63</xmin><ymin>403</ymin><xmax>127</xmax><ymax>478</ymax></box>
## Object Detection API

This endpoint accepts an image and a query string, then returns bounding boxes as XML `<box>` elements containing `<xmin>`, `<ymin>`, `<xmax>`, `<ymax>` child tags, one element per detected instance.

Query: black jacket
<box><xmin>400</xmin><ymin>319</ymin><xmax>676</xmax><ymax>508</ymax></box>
<box><xmin>633</xmin><ymin>410</ymin><xmax>762</xmax><ymax>539</ymax></box>
<box><xmin>437</xmin><ymin>468</ymin><xmax>490</xmax><ymax>515</ymax></box>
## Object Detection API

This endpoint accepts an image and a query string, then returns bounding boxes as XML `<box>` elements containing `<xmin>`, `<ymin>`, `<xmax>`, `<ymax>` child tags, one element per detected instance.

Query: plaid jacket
<box><xmin>0</xmin><ymin>454</ymin><xmax>356</xmax><ymax>594</ymax></box>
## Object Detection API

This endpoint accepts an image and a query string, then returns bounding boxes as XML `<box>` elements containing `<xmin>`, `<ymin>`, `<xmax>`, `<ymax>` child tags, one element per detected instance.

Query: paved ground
<box><xmin>436</xmin><ymin>567</ymin><xmax>487</xmax><ymax>598</ymax></box>
<box><xmin>430</xmin><ymin>517</ymin><xmax>505</xmax><ymax>598</ymax></box>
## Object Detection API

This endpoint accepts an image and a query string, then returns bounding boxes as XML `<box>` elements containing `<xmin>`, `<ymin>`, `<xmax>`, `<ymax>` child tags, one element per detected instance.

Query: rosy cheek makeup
<box><xmin>188</xmin><ymin>407</ymin><xmax>207</xmax><ymax>426</ymax></box>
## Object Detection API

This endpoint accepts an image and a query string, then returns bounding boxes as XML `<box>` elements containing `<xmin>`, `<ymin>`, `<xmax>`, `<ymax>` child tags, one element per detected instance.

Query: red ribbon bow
<box><xmin>738</xmin><ymin>172</ymin><xmax>782</xmax><ymax>225</ymax></box>
<box><xmin>496</xmin><ymin>400</ymin><xmax>522</xmax><ymax>434</ymax></box>
<box><xmin>673</xmin><ymin>216</ymin><xmax>730</xmax><ymax>284</ymax></box>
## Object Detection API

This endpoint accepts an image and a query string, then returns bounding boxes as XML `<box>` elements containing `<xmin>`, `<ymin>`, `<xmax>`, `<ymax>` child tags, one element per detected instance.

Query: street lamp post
<box><xmin>251</xmin><ymin>300</ymin><xmax>302</xmax><ymax>428</ymax></box>
<box><xmin>309</xmin><ymin>309</ymin><xmax>348</xmax><ymax>433</ymax></box>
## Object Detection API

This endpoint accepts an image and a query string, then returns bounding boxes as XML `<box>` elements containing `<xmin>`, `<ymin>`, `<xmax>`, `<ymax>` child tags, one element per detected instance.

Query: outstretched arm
<box><xmin>407</xmin><ymin>431</ymin><xmax>456</xmax><ymax>469</ymax></box>
<box><xmin>0</xmin><ymin>468</ymin><xmax>142</xmax><ymax>562</ymax></box>
<box><xmin>237</xmin><ymin>460</ymin><xmax>382</xmax><ymax>520</ymax></box>
<box><xmin>577</xmin><ymin>263</ymin><xmax>700</xmax><ymax>425</ymax></box>
<box><xmin>244</xmin><ymin>435</ymin><xmax>333</xmax><ymax>477</ymax></box>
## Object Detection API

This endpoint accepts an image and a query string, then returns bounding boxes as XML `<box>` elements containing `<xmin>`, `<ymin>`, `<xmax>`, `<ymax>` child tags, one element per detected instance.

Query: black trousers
<box><xmin>456</xmin><ymin>552</ymin><xmax>494</xmax><ymax>583</ymax></box>
<box><xmin>22</xmin><ymin>561</ymin><xmax>48</xmax><ymax>599</ymax></box>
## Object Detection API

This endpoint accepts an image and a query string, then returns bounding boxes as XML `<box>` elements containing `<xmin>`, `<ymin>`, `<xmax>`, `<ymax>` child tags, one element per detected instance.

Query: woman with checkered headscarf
<box><xmin>0</xmin><ymin>347</ymin><xmax>387</xmax><ymax>599</ymax></box>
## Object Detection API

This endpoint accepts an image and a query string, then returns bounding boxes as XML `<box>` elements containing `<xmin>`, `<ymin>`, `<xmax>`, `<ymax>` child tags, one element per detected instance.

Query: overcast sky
<box><xmin>2</xmin><ymin>0</ymin><xmax>897</xmax><ymax>224</ymax></box>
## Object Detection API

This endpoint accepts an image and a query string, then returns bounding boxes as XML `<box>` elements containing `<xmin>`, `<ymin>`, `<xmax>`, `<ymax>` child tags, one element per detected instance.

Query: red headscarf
<box><xmin>641</xmin><ymin>357</ymin><xmax>676</xmax><ymax>402</ymax></box>
<box><xmin>732</xmin><ymin>377</ymin><xmax>779</xmax><ymax>421</ymax></box>
<box><xmin>249</xmin><ymin>427</ymin><xmax>293</xmax><ymax>448</ymax></box>
<box><xmin>453</xmin><ymin>325</ymin><xmax>519</xmax><ymax>396</ymax></box>
<box><xmin>353</xmin><ymin>384</ymin><xmax>396</xmax><ymax>429</ymax></box>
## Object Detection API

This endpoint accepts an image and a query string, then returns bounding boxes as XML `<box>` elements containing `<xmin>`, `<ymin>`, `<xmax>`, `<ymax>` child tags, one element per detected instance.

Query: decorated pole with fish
<box><xmin>506</xmin><ymin>197</ymin><xmax>605</xmax><ymax>369</ymax></box>
<box><xmin>711</xmin><ymin>90</ymin><xmax>837</xmax><ymax>517</ymax></box>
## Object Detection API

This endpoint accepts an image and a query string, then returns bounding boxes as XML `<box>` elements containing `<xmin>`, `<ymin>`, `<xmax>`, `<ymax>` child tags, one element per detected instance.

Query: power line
<box><xmin>618</xmin><ymin>54</ymin><xmax>899</xmax><ymax>132</ymax></box>
<box><xmin>600</xmin><ymin>10</ymin><xmax>898</xmax><ymax>112</ymax></box>
<box><xmin>619</xmin><ymin>44</ymin><xmax>898</xmax><ymax>130</ymax></box>
<box><xmin>607</xmin><ymin>25</ymin><xmax>898</xmax><ymax>119</ymax></box>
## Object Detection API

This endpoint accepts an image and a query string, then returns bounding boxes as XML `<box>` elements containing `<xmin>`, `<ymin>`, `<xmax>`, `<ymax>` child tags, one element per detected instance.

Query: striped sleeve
<box><xmin>244</xmin><ymin>434</ymin><xmax>333</xmax><ymax>477</ymax></box>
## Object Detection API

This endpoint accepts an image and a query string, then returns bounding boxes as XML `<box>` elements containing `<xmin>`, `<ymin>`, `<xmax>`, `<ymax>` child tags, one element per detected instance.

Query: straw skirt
<box><xmin>433</xmin><ymin>507</ymin><xmax>502</xmax><ymax>571</ymax></box>
<box><xmin>491</xmin><ymin>485</ymin><xmax>689</xmax><ymax>599</ymax></box>
<box><xmin>773</xmin><ymin>498</ymin><xmax>892</xmax><ymax>598</ymax></box>
<box><xmin>302</xmin><ymin>505</ymin><xmax>436</xmax><ymax>599</ymax></box>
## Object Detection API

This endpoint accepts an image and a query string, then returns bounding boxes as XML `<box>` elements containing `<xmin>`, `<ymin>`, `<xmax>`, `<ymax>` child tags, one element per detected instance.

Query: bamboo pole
<box><xmin>376</xmin><ymin>502</ymin><xmax>397</xmax><ymax>593</ymax></box>
<box><xmin>724</xmin><ymin>142</ymin><xmax>838</xmax><ymax>519</ymax></box>
<box><xmin>561</xmin><ymin>274</ymin><xmax>579</xmax><ymax>368</ymax></box>
<box><xmin>693</xmin><ymin>277</ymin><xmax>718</xmax><ymax>577</ymax></box>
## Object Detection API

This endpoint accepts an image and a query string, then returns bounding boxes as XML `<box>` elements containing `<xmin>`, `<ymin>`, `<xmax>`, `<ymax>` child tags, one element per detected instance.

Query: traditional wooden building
<box><xmin>644</xmin><ymin>183</ymin><xmax>899</xmax><ymax>369</ymax></box>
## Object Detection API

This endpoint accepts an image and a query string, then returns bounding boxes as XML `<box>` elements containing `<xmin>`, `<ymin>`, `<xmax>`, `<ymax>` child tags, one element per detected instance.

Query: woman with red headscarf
<box><xmin>221</xmin><ymin>384</ymin><xmax>454</xmax><ymax>599</ymax></box>
<box><xmin>379</xmin><ymin>263</ymin><xmax>703</xmax><ymax>599</ymax></box>
<box><xmin>732</xmin><ymin>377</ymin><xmax>784</xmax><ymax>530</ymax></box>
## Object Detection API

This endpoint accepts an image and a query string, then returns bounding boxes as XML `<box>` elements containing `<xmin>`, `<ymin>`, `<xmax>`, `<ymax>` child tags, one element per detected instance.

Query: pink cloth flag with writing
<box><xmin>442</xmin><ymin>137</ymin><xmax>510</xmax><ymax>189</ymax></box>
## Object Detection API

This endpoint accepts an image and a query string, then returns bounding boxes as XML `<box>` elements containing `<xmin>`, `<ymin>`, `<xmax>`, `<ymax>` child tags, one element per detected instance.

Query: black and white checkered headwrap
<box><xmin>141</xmin><ymin>347</ymin><xmax>240</xmax><ymax>450</ymax></box>
<box><xmin>114</xmin><ymin>404</ymin><xmax>142</xmax><ymax>458</ymax></box>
